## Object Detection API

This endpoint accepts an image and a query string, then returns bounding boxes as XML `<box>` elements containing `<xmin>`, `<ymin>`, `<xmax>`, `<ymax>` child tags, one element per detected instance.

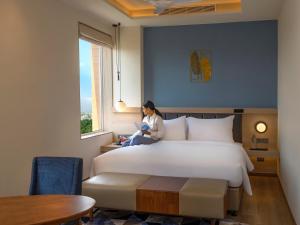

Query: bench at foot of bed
<box><xmin>82</xmin><ymin>173</ymin><xmax>239</xmax><ymax>220</ymax></box>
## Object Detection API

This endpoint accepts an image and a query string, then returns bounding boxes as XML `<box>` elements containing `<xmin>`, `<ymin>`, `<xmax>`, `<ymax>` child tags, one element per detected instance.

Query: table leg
<box><xmin>210</xmin><ymin>219</ymin><xmax>218</xmax><ymax>225</ymax></box>
<box><xmin>89</xmin><ymin>208</ymin><xmax>94</xmax><ymax>221</ymax></box>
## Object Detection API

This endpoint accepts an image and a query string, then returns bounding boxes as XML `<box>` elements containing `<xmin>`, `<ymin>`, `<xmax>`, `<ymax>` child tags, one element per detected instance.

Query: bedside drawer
<box><xmin>249</xmin><ymin>156</ymin><xmax>277</xmax><ymax>174</ymax></box>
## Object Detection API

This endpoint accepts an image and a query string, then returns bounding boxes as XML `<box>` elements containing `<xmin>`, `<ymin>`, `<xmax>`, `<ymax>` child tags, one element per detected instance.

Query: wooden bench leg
<box><xmin>227</xmin><ymin>210</ymin><xmax>238</xmax><ymax>217</ymax></box>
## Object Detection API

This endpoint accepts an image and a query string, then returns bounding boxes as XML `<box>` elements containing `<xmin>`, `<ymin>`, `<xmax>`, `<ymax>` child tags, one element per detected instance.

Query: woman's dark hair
<box><xmin>143</xmin><ymin>100</ymin><xmax>163</xmax><ymax>118</ymax></box>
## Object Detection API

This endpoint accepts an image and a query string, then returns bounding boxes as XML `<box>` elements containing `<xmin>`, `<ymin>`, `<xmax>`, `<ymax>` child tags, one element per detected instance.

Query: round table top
<box><xmin>0</xmin><ymin>195</ymin><xmax>95</xmax><ymax>225</ymax></box>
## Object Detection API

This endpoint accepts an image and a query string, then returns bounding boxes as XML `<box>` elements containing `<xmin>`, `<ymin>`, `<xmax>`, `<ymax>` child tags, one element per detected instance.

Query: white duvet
<box><xmin>93</xmin><ymin>141</ymin><xmax>254</xmax><ymax>195</ymax></box>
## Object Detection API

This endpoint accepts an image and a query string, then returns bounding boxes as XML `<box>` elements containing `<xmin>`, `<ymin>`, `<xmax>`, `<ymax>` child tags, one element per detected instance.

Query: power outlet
<box><xmin>256</xmin><ymin>138</ymin><xmax>269</xmax><ymax>144</ymax></box>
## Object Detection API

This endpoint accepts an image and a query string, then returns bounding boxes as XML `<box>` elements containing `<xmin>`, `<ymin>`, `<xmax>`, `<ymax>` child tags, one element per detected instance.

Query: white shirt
<box><xmin>142</xmin><ymin>113</ymin><xmax>165</xmax><ymax>140</ymax></box>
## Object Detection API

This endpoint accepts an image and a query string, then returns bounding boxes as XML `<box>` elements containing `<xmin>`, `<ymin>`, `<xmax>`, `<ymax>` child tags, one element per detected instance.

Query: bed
<box><xmin>92</xmin><ymin>111</ymin><xmax>254</xmax><ymax>211</ymax></box>
<box><xmin>93</xmin><ymin>140</ymin><xmax>253</xmax><ymax>195</ymax></box>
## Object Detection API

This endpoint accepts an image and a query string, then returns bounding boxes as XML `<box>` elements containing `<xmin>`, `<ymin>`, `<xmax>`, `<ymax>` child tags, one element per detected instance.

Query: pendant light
<box><xmin>113</xmin><ymin>23</ymin><xmax>127</xmax><ymax>112</ymax></box>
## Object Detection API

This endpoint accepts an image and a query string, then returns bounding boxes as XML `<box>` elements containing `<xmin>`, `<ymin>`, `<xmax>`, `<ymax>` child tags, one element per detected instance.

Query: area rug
<box><xmin>82</xmin><ymin>209</ymin><xmax>248</xmax><ymax>225</ymax></box>
<box><xmin>83</xmin><ymin>209</ymin><xmax>212</xmax><ymax>225</ymax></box>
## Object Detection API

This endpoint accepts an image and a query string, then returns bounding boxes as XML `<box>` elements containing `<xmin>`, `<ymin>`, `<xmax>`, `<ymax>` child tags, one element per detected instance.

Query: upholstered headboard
<box><xmin>160</xmin><ymin>111</ymin><xmax>243</xmax><ymax>143</ymax></box>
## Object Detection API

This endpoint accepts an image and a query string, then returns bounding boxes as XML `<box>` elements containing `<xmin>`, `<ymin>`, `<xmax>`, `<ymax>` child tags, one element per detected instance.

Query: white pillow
<box><xmin>187</xmin><ymin>116</ymin><xmax>234</xmax><ymax>143</ymax></box>
<box><xmin>162</xmin><ymin>116</ymin><xmax>187</xmax><ymax>140</ymax></box>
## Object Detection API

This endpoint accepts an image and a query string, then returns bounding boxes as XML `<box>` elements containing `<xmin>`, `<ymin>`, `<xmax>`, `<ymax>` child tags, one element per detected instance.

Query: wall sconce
<box><xmin>255</xmin><ymin>121</ymin><xmax>267</xmax><ymax>133</ymax></box>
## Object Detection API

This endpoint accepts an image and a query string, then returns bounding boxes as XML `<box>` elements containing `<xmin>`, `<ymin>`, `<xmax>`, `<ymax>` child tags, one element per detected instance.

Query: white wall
<box><xmin>0</xmin><ymin>0</ymin><xmax>114</xmax><ymax>196</ymax></box>
<box><xmin>278</xmin><ymin>0</ymin><xmax>300</xmax><ymax>224</ymax></box>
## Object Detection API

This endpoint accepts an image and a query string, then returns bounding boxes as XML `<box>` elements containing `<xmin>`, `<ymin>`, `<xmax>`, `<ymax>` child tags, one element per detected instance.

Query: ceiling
<box><xmin>61</xmin><ymin>0</ymin><xmax>283</xmax><ymax>27</ymax></box>
<box><xmin>106</xmin><ymin>0</ymin><xmax>241</xmax><ymax>18</ymax></box>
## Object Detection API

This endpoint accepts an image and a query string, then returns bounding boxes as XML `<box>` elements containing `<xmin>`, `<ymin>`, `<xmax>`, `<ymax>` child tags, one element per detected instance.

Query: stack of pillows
<box><xmin>162</xmin><ymin>115</ymin><xmax>235</xmax><ymax>143</ymax></box>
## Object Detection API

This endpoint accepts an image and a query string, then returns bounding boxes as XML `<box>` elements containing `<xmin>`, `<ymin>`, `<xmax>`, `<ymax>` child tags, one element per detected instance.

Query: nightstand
<box><xmin>246</xmin><ymin>148</ymin><xmax>280</xmax><ymax>176</ymax></box>
<box><xmin>100</xmin><ymin>143</ymin><xmax>121</xmax><ymax>154</ymax></box>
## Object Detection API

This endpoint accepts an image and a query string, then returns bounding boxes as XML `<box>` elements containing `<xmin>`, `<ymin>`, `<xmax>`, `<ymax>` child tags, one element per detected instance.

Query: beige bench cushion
<box><xmin>179</xmin><ymin>178</ymin><xmax>228</xmax><ymax>219</ymax></box>
<box><xmin>82</xmin><ymin>172</ymin><xmax>150</xmax><ymax>210</ymax></box>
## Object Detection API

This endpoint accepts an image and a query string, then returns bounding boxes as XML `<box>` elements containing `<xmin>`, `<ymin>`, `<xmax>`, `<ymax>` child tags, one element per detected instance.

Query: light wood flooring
<box><xmin>229</xmin><ymin>176</ymin><xmax>296</xmax><ymax>225</ymax></box>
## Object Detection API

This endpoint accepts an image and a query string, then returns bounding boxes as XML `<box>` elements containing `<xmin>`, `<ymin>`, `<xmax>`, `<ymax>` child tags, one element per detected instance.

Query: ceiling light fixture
<box><xmin>145</xmin><ymin>0</ymin><xmax>203</xmax><ymax>14</ymax></box>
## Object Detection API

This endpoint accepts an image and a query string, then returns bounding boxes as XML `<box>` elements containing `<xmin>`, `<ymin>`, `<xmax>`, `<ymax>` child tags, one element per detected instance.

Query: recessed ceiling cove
<box><xmin>106</xmin><ymin>0</ymin><xmax>241</xmax><ymax>18</ymax></box>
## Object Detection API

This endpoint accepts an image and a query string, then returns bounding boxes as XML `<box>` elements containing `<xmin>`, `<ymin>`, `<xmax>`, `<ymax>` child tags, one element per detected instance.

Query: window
<box><xmin>78</xmin><ymin>23</ymin><xmax>113</xmax><ymax>137</ymax></box>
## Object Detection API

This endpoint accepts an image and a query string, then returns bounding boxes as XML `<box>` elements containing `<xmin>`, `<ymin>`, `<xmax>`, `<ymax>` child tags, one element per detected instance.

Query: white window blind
<box><xmin>79</xmin><ymin>22</ymin><xmax>113</xmax><ymax>48</ymax></box>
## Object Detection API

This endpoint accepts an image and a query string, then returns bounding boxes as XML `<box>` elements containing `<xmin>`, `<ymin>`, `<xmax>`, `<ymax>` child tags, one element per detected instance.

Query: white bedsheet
<box><xmin>93</xmin><ymin>141</ymin><xmax>254</xmax><ymax>195</ymax></box>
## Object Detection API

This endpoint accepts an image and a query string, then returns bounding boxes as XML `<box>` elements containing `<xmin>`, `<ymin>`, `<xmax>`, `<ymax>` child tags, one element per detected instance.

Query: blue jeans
<box><xmin>122</xmin><ymin>135</ymin><xmax>158</xmax><ymax>147</ymax></box>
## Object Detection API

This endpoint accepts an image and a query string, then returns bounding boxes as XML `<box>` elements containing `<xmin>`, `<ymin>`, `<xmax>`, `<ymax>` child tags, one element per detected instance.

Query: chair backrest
<box><xmin>29</xmin><ymin>157</ymin><xmax>83</xmax><ymax>195</ymax></box>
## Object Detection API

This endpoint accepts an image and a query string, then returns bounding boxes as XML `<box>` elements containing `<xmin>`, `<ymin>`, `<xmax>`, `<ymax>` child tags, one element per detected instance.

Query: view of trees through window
<box><xmin>79</xmin><ymin>38</ymin><xmax>106</xmax><ymax>135</ymax></box>
<box><xmin>79</xmin><ymin>39</ymin><xmax>93</xmax><ymax>134</ymax></box>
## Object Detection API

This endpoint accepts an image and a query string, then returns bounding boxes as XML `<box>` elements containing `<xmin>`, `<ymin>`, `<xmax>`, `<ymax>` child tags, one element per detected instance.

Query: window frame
<box><xmin>78</xmin><ymin>23</ymin><xmax>113</xmax><ymax>139</ymax></box>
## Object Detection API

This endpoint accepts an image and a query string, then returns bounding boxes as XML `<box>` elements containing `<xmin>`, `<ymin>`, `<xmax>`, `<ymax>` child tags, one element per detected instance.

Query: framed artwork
<box><xmin>190</xmin><ymin>50</ymin><xmax>213</xmax><ymax>82</ymax></box>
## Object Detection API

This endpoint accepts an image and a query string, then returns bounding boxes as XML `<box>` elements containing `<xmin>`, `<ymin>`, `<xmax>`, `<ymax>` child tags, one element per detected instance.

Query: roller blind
<box><xmin>79</xmin><ymin>22</ymin><xmax>113</xmax><ymax>48</ymax></box>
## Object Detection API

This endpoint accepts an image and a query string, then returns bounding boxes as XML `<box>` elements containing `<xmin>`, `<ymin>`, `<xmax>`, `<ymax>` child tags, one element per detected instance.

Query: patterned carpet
<box><xmin>83</xmin><ymin>209</ymin><xmax>212</xmax><ymax>225</ymax></box>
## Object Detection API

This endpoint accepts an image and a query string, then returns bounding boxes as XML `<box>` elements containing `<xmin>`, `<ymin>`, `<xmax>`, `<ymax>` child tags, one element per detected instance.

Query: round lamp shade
<box><xmin>115</xmin><ymin>100</ymin><xmax>127</xmax><ymax>112</ymax></box>
<box><xmin>255</xmin><ymin>121</ymin><xmax>267</xmax><ymax>133</ymax></box>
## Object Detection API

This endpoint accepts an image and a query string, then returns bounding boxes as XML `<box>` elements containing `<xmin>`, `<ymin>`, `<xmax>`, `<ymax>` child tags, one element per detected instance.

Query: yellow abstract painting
<box><xmin>190</xmin><ymin>50</ymin><xmax>212</xmax><ymax>82</ymax></box>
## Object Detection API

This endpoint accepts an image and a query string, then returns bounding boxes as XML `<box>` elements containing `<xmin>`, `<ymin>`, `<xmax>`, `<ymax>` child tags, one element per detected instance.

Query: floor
<box><xmin>230</xmin><ymin>176</ymin><xmax>296</xmax><ymax>225</ymax></box>
<box><xmin>86</xmin><ymin>210</ymin><xmax>212</xmax><ymax>225</ymax></box>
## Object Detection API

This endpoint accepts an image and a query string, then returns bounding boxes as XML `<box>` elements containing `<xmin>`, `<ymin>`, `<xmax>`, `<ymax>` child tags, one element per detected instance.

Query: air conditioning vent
<box><xmin>160</xmin><ymin>5</ymin><xmax>216</xmax><ymax>16</ymax></box>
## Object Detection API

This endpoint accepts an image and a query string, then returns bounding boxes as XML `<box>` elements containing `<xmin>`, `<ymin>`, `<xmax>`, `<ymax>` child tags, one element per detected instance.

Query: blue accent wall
<box><xmin>144</xmin><ymin>21</ymin><xmax>278</xmax><ymax>108</ymax></box>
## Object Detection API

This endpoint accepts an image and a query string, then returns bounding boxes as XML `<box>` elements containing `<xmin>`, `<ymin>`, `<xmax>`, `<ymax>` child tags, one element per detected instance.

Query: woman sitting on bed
<box><xmin>122</xmin><ymin>101</ymin><xmax>165</xmax><ymax>147</ymax></box>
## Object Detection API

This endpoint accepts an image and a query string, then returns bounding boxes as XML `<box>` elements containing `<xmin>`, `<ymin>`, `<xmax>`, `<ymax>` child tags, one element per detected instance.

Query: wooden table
<box><xmin>100</xmin><ymin>143</ymin><xmax>121</xmax><ymax>153</ymax></box>
<box><xmin>0</xmin><ymin>195</ymin><xmax>95</xmax><ymax>225</ymax></box>
<box><xmin>136</xmin><ymin>176</ymin><xmax>188</xmax><ymax>215</ymax></box>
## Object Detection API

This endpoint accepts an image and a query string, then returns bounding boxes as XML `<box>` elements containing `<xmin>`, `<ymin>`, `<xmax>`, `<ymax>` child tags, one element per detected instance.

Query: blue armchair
<box><xmin>29</xmin><ymin>157</ymin><xmax>83</xmax><ymax>195</ymax></box>
<box><xmin>29</xmin><ymin>157</ymin><xmax>84</xmax><ymax>225</ymax></box>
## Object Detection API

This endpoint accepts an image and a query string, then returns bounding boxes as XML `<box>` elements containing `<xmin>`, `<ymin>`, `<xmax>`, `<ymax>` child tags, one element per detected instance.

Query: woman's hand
<box><xmin>142</xmin><ymin>130</ymin><xmax>151</xmax><ymax>135</ymax></box>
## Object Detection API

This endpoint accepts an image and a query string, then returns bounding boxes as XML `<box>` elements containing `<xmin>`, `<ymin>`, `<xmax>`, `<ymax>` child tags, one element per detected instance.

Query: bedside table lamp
<box><xmin>116</xmin><ymin>100</ymin><xmax>127</xmax><ymax>112</ymax></box>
